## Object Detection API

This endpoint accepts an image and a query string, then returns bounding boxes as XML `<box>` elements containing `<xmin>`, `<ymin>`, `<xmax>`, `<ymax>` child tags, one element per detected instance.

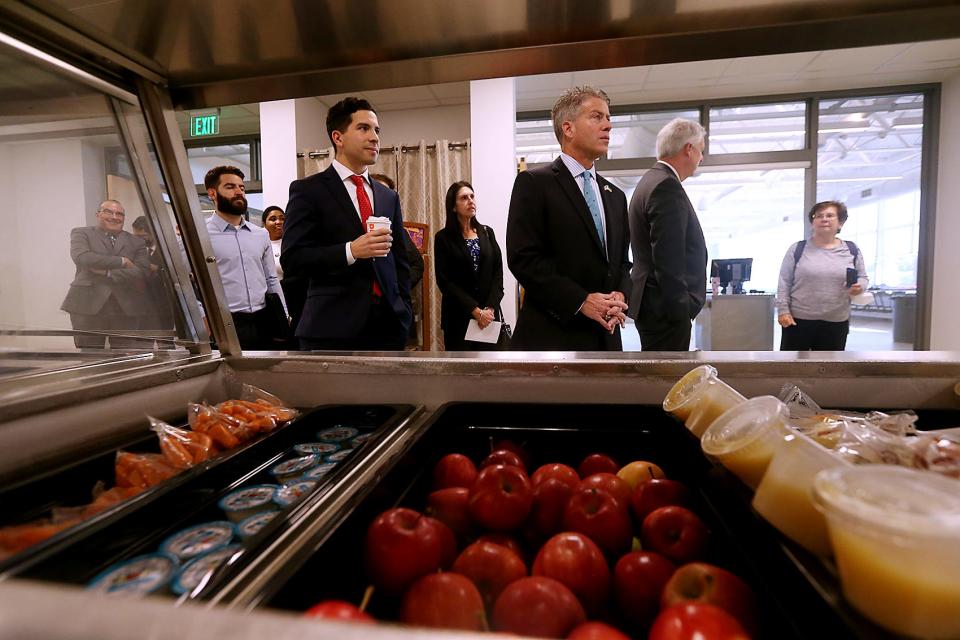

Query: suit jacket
<box><xmin>61</xmin><ymin>226</ymin><xmax>153</xmax><ymax>317</ymax></box>
<box><xmin>506</xmin><ymin>157</ymin><xmax>632</xmax><ymax>350</ymax></box>
<box><xmin>281</xmin><ymin>165</ymin><xmax>412</xmax><ymax>340</ymax></box>
<box><xmin>434</xmin><ymin>224</ymin><xmax>504</xmax><ymax>341</ymax></box>
<box><xmin>627</xmin><ymin>162</ymin><xmax>707</xmax><ymax>327</ymax></box>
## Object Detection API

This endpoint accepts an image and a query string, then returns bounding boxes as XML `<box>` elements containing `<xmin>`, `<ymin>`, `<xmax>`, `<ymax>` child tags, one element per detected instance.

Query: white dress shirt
<box><xmin>331</xmin><ymin>159</ymin><xmax>375</xmax><ymax>266</ymax></box>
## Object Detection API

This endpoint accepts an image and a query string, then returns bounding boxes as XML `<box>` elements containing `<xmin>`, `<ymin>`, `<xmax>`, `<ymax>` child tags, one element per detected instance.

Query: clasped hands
<box><xmin>472</xmin><ymin>307</ymin><xmax>496</xmax><ymax>329</ymax></box>
<box><xmin>581</xmin><ymin>291</ymin><xmax>628</xmax><ymax>333</ymax></box>
<box><xmin>351</xmin><ymin>228</ymin><xmax>392</xmax><ymax>259</ymax></box>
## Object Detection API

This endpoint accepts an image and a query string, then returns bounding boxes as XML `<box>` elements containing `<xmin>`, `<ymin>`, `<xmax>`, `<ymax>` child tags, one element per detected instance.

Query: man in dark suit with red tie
<box><xmin>60</xmin><ymin>199</ymin><xmax>154</xmax><ymax>349</ymax></box>
<box><xmin>507</xmin><ymin>86</ymin><xmax>632</xmax><ymax>351</ymax></box>
<box><xmin>281</xmin><ymin>98</ymin><xmax>412</xmax><ymax>350</ymax></box>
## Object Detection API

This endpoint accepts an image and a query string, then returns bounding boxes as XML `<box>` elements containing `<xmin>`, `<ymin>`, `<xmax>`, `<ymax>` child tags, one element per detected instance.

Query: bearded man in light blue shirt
<box><xmin>204</xmin><ymin>165</ymin><xmax>288</xmax><ymax>350</ymax></box>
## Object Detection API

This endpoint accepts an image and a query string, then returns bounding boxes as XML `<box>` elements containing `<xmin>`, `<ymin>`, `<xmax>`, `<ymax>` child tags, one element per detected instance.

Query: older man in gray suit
<box><xmin>61</xmin><ymin>199</ymin><xmax>154</xmax><ymax>348</ymax></box>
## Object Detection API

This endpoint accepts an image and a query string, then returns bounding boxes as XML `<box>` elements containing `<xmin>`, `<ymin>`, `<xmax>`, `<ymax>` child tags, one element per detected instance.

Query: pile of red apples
<box><xmin>306</xmin><ymin>443</ymin><xmax>757</xmax><ymax>639</ymax></box>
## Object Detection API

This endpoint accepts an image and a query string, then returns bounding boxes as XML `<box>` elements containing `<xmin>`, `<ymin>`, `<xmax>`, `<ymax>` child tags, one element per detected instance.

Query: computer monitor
<box><xmin>711</xmin><ymin>258</ymin><xmax>753</xmax><ymax>294</ymax></box>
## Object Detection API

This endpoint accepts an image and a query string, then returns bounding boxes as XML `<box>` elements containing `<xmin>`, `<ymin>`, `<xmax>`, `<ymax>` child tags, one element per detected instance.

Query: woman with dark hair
<box><xmin>776</xmin><ymin>200</ymin><xmax>868</xmax><ymax>351</ymax></box>
<box><xmin>434</xmin><ymin>181</ymin><xmax>505</xmax><ymax>351</ymax></box>
<box><xmin>261</xmin><ymin>206</ymin><xmax>285</xmax><ymax>278</ymax></box>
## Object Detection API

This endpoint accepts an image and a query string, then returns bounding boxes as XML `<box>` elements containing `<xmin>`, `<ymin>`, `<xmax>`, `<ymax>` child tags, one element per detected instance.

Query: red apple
<box><xmin>492</xmin><ymin>576</ymin><xmax>586</xmax><ymax>638</ymax></box>
<box><xmin>433</xmin><ymin>453</ymin><xmax>478</xmax><ymax>489</ymax></box>
<box><xmin>649</xmin><ymin>602</ymin><xmax>749</xmax><ymax>640</ymax></box>
<box><xmin>578</xmin><ymin>453</ymin><xmax>619</xmax><ymax>478</ymax></box>
<box><xmin>481</xmin><ymin>449</ymin><xmax>527</xmax><ymax>472</ymax></box>
<box><xmin>567</xmin><ymin>621</ymin><xmax>631</xmax><ymax>640</ymax></box>
<box><xmin>469</xmin><ymin>464</ymin><xmax>533</xmax><ymax>531</ymax></box>
<box><xmin>477</xmin><ymin>533</ymin><xmax>525</xmax><ymax>560</ymax></box>
<box><xmin>579</xmin><ymin>473</ymin><xmax>631</xmax><ymax>509</ymax></box>
<box><xmin>492</xmin><ymin>438</ymin><xmax>530</xmax><ymax>468</ymax></box>
<box><xmin>631</xmin><ymin>478</ymin><xmax>691</xmax><ymax>523</ymax></box>
<box><xmin>617</xmin><ymin>460</ymin><xmax>666</xmax><ymax>491</ymax></box>
<box><xmin>562</xmin><ymin>487</ymin><xmax>633</xmax><ymax>556</ymax></box>
<box><xmin>526</xmin><ymin>477</ymin><xmax>576</xmax><ymax>541</ymax></box>
<box><xmin>453</xmin><ymin>540</ymin><xmax>527</xmax><ymax>609</ymax></box>
<box><xmin>426</xmin><ymin>487</ymin><xmax>474</xmax><ymax>540</ymax></box>
<box><xmin>532</xmin><ymin>532</ymin><xmax>610</xmax><ymax>616</ymax></box>
<box><xmin>641</xmin><ymin>506</ymin><xmax>709</xmax><ymax>565</ymax></box>
<box><xmin>612</xmin><ymin>551</ymin><xmax>675</xmax><ymax>628</ymax></box>
<box><xmin>304</xmin><ymin>600</ymin><xmax>375</xmax><ymax>624</ymax></box>
<box><xmin>364</xmin><ymin>507</ymin><xmax>456</xmax><ymax>595</ymax></box>
<box><xmin>400</xmin><ymin>572</ymin><xmax>486</xmax><ymax>631</ymax></box>
<box><xmin>532</xmin><ymin>463</ymin><xmax>580</xmax><ymax>490</ymax></box>
<box><xmin>662</xmin><ymin>562</ymin><xmax>758</xmax><ymax>636</ymax></box>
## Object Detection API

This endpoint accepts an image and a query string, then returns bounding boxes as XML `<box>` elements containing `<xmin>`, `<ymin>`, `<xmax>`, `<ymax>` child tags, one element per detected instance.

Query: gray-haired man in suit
<box><xmin>60</xmin><ymin>199</ymin><xmax>154</xmax><ymax>348</ymax></box>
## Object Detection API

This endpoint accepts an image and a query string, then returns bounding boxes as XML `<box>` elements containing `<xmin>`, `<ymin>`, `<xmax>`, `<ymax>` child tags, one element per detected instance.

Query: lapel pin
<box><xmin>603</xmin><ymin>185</ymin><xmax>612</xmax><ymax>193</ymax></box>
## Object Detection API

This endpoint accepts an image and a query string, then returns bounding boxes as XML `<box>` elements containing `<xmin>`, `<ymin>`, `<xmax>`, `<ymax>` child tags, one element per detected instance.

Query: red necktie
<box><xmin>350</xmin><ymin>175</ymin><xmax>382</xmax><ymax>298</ymax></box>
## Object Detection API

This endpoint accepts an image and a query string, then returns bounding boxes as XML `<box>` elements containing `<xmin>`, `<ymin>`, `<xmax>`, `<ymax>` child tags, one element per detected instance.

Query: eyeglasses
<box><xmin>99</xmin><ymin>208</ymin><xmax>125</xmax><ymax>218</ymax></box>
<box><xmin>812</xmin><ymin>212</ymin><xmax>838</xmax><ymax>220</ymax></box>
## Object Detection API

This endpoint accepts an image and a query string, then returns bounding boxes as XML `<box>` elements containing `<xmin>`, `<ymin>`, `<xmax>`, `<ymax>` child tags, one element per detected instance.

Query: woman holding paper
<box><xmin>434</xmin><ymin>181</ymin><xmax>505</xmax><ymax>351</ymax></box>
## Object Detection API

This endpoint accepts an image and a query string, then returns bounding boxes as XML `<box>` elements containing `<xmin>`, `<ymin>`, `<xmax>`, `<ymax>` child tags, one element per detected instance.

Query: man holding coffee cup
<box><xmin>281</xmin><ymin>97</ymin><xmax>412</xmax><ymax>350</ymax></box>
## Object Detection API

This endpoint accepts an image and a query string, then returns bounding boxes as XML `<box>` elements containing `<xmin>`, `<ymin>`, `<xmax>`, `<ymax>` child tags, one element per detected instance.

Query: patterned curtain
<box><xmin>298</xmin><ymin>142</ymin><xmax>469</xmax><ymax>351</ymax></box>
<box><xmin>397</xmin><ymin>140</ymin><xmax>471</xmax><ymax>350</ymax></box>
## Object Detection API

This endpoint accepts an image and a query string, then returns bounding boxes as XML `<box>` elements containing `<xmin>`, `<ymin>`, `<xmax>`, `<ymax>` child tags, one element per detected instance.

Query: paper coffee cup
<box><xmin>366</xmin><ymin>216</ymin><xmax>391</xmax><ymax>233</ymax></box>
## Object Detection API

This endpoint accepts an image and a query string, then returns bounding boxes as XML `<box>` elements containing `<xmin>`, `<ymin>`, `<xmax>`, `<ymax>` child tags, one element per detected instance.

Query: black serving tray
<box><xmin>260</xmin><ymin>402</ymin><xmax>868</xmax><ymax>639</ymax></box>
<box><xmin>1</xmin><ymin>404</ymin><xmax>413</xmax><ymax>588</ymax></box>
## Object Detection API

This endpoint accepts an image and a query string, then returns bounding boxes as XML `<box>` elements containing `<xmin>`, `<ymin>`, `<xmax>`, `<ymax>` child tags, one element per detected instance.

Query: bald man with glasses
<box><xmin>60</xmin><ymin>200</ymin><xmax>155</xmax><ymax>349</ymax></box>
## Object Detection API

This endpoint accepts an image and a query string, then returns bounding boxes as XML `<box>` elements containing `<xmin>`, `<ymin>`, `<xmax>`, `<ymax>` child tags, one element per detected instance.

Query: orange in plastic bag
<box><xmin>0</xmin><ymin>519</ymin><xmax>82</xmax><ymax>555</ymax></box>
<box><xmin>188</xmin><ymin>403</ymin><xmax>253</xmax><ymax>449</ymax></box>
<box><xmin>237</xmin><ymin>384</ymin><xmax>299</xmax><ymax>424</ymax></box>
<box><xmin>148</xmin><ymin>416</ymin><xmax>217</xmax><ymax>468</ymax></box>
<box><xmin>81</xmin><ymin>486</ymin><xmax>144</xmax><ymax>518</ymax></box>
<box><xmin>216</xmin><ymin>399</ymin><xmax>278</xmax><ymax>434</ymax></box>
<box><xmin>115</xmin><ymin>451</ymin><xmax>178</xmax><ymax>490</ymax></box>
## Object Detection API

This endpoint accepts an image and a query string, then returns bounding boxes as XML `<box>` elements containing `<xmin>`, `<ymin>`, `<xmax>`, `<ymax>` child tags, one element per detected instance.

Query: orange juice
<box><xmin>701</xmin><ymin>396</ymin><xmax>788</xmax><ymax>489</ymax></box>
<box><xmin>814</xmin><ymin>466</ymin><xmax>960</xmax><ymax>639</ymax></box>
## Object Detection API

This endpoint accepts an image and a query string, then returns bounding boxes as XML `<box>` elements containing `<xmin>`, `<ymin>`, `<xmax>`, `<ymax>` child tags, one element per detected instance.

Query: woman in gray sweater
<box><xmin>776</xmin><ymin>200</ymin><xmax>868</xmax><ymax>350</ymax></box>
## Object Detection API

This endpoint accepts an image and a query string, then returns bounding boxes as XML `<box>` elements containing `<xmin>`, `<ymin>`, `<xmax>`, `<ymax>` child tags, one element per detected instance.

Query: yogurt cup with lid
<box><xmin>813</xmin><ymin>465</ymin><xmax>960</xmax><ymax>639</ymax></box>
<box><xmin>236</xmin><ymin>510</ymin><xmax>280</xmax><ymax>539</ymax></box>
<box><xmin>316</xmin><ymin>426</ymin><xmax>360</xmax><ymax>443</ymax></box>
<box><xmin>700</xmin><ymin>395</ymin><xmax>788</xmax><ymax>489</ymax></box>
<box><xmin>269</xmin><ymin>455</ymin><xmax>319</xmax><ymax>483</ymax></box>
<box><xmin>87</xmin><ymin>553</ymin><xmax>178</xmax><ymax>597</ymax></box>
<box><xmin>218</xmin><ymin>485</ymin><xmax>279</xmax><ymax>522</ymax></box>
<box><xmin>293</xmin><ymin>442</ymin><xmax>341</xmax><ymax>456</ymax></box>
<box><xmin>160</xmin><ymin>521</ymin><xmax>235</xmax><ymax>561</ymax></box>
<box><xmin>172</xmin><ymin>544</ymin><xmax>243</xmax><ymax>596</ymax></box>
<box><xmin>274</xmin><ymin>480</ymin><xmax>318</xmax><ymax>508</ymax></box>
<box><xmin>300</xmin><ymin>462</ymin><xmax>338</xmax><ymax>481</ymax></box>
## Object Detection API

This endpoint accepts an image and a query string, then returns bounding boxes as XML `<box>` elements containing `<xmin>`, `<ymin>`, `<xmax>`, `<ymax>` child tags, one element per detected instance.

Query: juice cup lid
<box><xmin>813</xmin><ymin>465</ymin><xmax>960</xmax><ymax>537</ymax></box>
<box><xmin>701</xmin><ymin>395</ymin><xmax>787</xmax><ymax>456</ymax></box>
<box><xmin>663</xmin><ymin>364</ymin><xmax>718</xmax><ymax>413</ymax></box>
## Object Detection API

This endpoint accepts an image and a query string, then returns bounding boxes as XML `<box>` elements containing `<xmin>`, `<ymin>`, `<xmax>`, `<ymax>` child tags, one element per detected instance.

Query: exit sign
<box><xmin>190</xmin><ymin>113</ymin><xmax>220</xmax><ymax>137</ymax></box>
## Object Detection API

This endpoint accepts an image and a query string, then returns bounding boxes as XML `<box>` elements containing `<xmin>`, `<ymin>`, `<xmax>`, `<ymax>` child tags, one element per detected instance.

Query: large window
<box><xmin>516</xmin><ymin>87</ymin><xmax>933</xmax><ymax>350</ymax></box>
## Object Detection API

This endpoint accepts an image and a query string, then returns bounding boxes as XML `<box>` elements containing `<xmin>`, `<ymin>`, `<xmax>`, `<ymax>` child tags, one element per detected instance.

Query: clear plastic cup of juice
<box><xmin>700</xmin><ymin>395</ymin><xmax>788</xmax><ymax>489</ymax></box>
<box><xmin>684</xmin><ymin>380</ymin><xmax>747</xmax><ymax>438</ymax></box>
<box><xmin>662</xmin><ymin>365</ymin><xmax>719</xmax><ymax>422</ymax></box>
<box><xmin>813</xmin><ymin>465</ymin><xmax>960</xmax><ymax>639</ymax></box>
<box><xmin>752</xmin><ymin>430</ymin><xmax>849</xmax><ymax>557</ymax></box>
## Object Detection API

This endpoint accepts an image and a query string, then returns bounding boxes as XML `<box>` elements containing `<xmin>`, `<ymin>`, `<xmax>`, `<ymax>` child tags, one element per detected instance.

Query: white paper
<box><xmin>465</xmin><ymin>319</ymin><xmax>502</xmax><ymax>344</ymax></box>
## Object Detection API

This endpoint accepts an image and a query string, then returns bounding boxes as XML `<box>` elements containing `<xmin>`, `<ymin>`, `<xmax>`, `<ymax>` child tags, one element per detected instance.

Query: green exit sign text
<box><xmin>190</xmin><ymin>114</ymin><xmax>220</xmax><ymax>137</ymax></box>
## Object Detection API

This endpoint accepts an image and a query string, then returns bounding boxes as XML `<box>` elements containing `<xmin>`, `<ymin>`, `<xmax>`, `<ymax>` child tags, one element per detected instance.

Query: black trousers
<box><xmin>638</xmin><ymin>320</ymin><xmax>692</xmax><ymax>352</ymax></box>
<box><xmin>780</xmin><ymin>318</ymin><xmax>849</xmax><ymax>351</ymax></box>
<box><xmin>299</xmin><ymin>297</ymin><xmax>406</xmax><ymax>351</ymax></box>
<box><xmin>232</xmin><ymin>307</ymin><xmax>276</xmax><ymax>350</ymax></box>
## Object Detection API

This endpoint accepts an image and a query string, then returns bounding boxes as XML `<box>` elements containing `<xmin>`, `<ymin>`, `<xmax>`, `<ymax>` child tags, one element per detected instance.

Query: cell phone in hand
<box><xmin>846</xmin><ymin>267</ymin><xmax>858</xmax><ymax>288</ymax></box>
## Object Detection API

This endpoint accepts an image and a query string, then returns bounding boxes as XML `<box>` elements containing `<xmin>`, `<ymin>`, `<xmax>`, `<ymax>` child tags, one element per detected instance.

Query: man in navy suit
<box><xmin>507</xmin><ymin>86</ymin><xmax>632</xmax><ymax>351</ymax></box>
<box><xmin>281</xmin><ymin>97</ymin><xmax>412</xmax><ymax>350</ymax></box>
<box><xmin>628</xmin><ymin>118</ymin><xmax>708</xmax><ymax>351</ymax></box>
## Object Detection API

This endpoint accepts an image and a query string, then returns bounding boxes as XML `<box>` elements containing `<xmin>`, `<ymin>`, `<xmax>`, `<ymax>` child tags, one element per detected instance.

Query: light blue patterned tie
<box><xmin>581</xmin><ymin>170</ymin><xmax>606</xmax><ymax>253</ymax></box>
